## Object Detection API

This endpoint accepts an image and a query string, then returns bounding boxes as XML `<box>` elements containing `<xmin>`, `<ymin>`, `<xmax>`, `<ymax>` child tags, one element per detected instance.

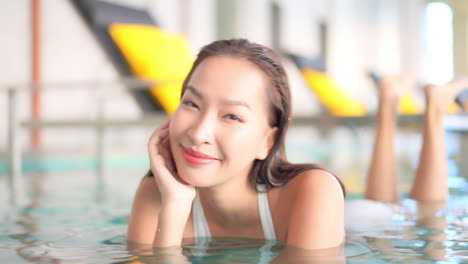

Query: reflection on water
<box><xmin>0</xmin><ymin>132</ymin><xmax>467</xmax><ymax>263</ymax></box>
<box><xmin>126</xmin><ymin>237</ymin><xmax>285</xmax><ymax>264</ymax></box>
<box><xmin>345</xmin><ymin>198</ymin><xmax>468</xmax><ymax>263</ymax></box>
<box><xmin>1</xmin><ymin>192</ymin><xmax>466</xmax><ymax>263</ymax></box>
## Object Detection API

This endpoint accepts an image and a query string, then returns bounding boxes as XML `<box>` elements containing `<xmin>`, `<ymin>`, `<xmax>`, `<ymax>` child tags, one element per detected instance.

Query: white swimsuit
<box><xmin>192</xmin><ymin>185</ymin><xmax>276</xmax><ymax>240</ymax></box>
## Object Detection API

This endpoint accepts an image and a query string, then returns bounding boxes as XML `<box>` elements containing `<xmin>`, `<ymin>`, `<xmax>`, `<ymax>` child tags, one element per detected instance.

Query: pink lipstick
<box><xmin>181</xmin><ymin>146</ymin><xmax>219</xmax><ymax>166</ymax></box>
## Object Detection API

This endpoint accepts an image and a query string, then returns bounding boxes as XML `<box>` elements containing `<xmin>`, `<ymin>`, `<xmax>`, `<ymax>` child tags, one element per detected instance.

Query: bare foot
<box><xmin>424</xmin><ymin>79</ymin><xmax>468</xmax><ymax>114</ymax></box>
<box><xmin>378</xmin><ymin>75</ymin><xmax>409</xmax><ymax>111</ymax></box>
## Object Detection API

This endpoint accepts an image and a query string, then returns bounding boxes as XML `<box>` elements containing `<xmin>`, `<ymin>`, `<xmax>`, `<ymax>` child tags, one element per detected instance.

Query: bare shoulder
<box><xmin>137</xmin><ymin>174</ymin><xmax>162</xmax><ymax>201</ymax></box>
<box><xmin>131</xmin><ymin>174</ymin><xmax>162</xmax><ymax>214</ymax></box>
<box><xmin>127</xmin><ymin>174</ymin><xmax>162</xmax><ymax>244</ymax></box>
<box><xmin>279</xmin><ymin>169</ymin><xmax>345</xmax><ymax>249</ymax></box>
<box><xmin>281</xmin><ymin>169</ymin><xmax>344</xmax><ymax>200</ymax></box>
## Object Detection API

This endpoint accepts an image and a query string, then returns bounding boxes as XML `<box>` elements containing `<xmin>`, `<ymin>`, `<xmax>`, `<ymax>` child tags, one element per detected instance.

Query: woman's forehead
<box><xmin>187</xmin><ymin>56</ymin><xmax>270</xmax><ymax>105</ymax></box>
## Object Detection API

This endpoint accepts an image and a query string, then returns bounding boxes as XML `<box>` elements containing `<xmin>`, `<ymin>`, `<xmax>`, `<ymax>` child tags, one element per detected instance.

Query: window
<box><xmin>424</xmin><ymin>2</ymin><xmax>454</xmax><ymax>84</ymax></box>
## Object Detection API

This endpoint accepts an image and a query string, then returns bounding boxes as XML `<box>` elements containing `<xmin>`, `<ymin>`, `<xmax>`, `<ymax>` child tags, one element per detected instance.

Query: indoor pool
<box><xmin>1</xmin><ymin>126</ymin><xmax>468</xmax><ymax>264</ymax></box>
<box><xmin>1</xmin><ymin>167</ymin><xmax>466</xmax><ymax>264</ymax></box>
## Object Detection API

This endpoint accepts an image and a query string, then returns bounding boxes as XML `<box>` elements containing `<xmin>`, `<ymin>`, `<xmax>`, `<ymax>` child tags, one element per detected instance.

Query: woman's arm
<box><xmin>153</xmin><ymin>197</ymin><xmax>193</xmax><ymax>247</ymax></box>
<box><xmin>147</xmin><ymin>120</ymin><xmax>195</xmax><ymax>247</ymax></box>
<box><xmin>128</xmin><ymin>120</ymin><xmax>195</xmax><ymax>247</ymax></box>
<box><xmin>126</xmin><ymin>175</ymin><xmax>191</xmax><ymax>261</ymax></box>
<box><xmin>286</xmin><ymin>169</ymin><xmax>345</xmax><ymax>249</ymax></box>
<box><xmin>127</xmin><ymin>173</ymin><xmax>194</xmax><ymax>248</ymax></box>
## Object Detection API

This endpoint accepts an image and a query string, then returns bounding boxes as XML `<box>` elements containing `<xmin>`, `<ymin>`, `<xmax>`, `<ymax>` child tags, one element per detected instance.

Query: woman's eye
<box><xmin>225</xmin><ymin>114</ymin><xmax>241</xmax><ymax>122</ymax></box>
<box><xmin>182</xmin><ymin>100</ymin><xmax>198</xmax><ymax>109</ymax></box>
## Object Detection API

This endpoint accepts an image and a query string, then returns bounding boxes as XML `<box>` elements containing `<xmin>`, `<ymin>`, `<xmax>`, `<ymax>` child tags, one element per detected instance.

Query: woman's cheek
<box><xmin>225</xmin><ymin>128</ymin><xmax>261</xmax><ymax>158</ymax></box>
<box><xmin>169</xmin><ymin>111</ymin><xmax>186</xmax><ymax>140</ymax></box>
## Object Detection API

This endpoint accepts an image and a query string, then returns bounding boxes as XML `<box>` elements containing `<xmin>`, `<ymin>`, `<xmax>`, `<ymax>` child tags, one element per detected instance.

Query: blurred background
<box><xmin>1</xmin><ymin>2</ymin><xmax>468</xmax><ymax>263</ymax></box>
<box><xmin>0</xmin><ymin>0</ymin><xmax>467</xmax><ymax>205</ymax></box>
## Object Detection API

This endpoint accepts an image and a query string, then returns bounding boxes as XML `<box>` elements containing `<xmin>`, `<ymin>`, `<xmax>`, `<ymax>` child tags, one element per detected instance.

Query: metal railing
<box><xmin>3</xmin><ymin>78</ymin><xmax>167</xmax><ymax>205</ymax></box>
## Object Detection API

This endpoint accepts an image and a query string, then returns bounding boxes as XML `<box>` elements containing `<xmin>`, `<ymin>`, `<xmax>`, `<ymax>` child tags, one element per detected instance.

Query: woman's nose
<box><xmin>187</xmin><ymin>115</ymin><xmax>215</xmax><ymax>145</ymax></box>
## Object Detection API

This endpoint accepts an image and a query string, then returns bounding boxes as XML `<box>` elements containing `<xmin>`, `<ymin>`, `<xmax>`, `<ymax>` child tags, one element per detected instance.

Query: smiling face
<box><xmin>169</xmin><ymin>56</ymin><xmax>277</xmax><ymax>187</ymax></box>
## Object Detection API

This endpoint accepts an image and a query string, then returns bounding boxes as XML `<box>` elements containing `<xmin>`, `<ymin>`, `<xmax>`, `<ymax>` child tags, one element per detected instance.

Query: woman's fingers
<box><xmin>148</xmin><ymin>121</ymin><xmax>170</xmax><ymax>151</ymax></box>
<box><xmin>159</xmin><ymin>132</ymin><xmax>173</xmax><ymax>166</ymax></box>
<box><xmin>148</xmin><ymin>120</ymin><xmax>172</xmax><ymax>171</ymax></box>
<box><xmin>160</xmin><ymin>135</ymin><xmax>178</xmax><ymax>177</ymax></box>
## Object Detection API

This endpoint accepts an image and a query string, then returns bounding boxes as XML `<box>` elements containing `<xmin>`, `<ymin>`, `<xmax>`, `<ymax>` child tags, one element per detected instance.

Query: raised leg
<box><xmin>365</xmin><ymin>77</ymin><xmax>400</xmax><ymax>202</ymax></box>
<box><xmin>409</xmin><ymin>81</ymin><xmax>467</xmax><ymax>201</ymax></box>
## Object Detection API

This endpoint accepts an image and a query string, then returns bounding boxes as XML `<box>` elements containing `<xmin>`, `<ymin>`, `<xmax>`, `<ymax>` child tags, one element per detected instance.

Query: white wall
<box><xmin>235</xmin><ymin>0</ymin><xmax>273</xmax><ymax>46</ymax></box>
<box><xmin>0</xmin><ymin>0</ymin><xmax>216</xmax><ymax>152</ymax></box>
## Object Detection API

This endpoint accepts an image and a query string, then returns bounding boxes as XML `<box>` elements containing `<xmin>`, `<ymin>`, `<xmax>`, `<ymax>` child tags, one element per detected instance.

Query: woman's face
<box><xmin>169</xmin><ymin>56</ymin><xmax>277</xmax><ymax>187</ymax></box>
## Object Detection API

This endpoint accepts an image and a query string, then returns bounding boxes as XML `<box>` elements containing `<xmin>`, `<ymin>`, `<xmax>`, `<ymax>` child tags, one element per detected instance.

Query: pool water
<box><xmin>1</xmin><ymin>166</ymin><xmax>467</xmax><ymax>263</ymax></box>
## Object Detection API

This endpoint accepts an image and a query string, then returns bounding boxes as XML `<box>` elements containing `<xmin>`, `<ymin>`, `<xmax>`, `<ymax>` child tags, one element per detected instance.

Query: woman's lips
<box><xmin>181</xmin><ymin>146</ymin><xmax>219</xmax><ymax>166</ymax></box>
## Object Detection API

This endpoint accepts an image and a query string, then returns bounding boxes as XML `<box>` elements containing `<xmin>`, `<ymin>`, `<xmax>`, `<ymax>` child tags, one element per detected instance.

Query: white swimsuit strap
<box><xmin>257</xmin><ymin>185</ymin><xmax>276</xmax><ymax>240</ymax></box>
<box><xmin>193</xmin><ymin>189</ymin><xmax>211</xmax><ymax>238</ymax></box>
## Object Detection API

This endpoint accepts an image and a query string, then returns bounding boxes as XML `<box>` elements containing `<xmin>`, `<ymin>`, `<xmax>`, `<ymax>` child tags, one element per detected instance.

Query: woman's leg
<box><xmin>365</xmin><ymin>78</ymin><xmax>400</xmax><ymax>202</ymax></box>
<box><xmin>409</xmin><ymin>81</ymin><xmax>467</xmax><ymax>201</ymax></box>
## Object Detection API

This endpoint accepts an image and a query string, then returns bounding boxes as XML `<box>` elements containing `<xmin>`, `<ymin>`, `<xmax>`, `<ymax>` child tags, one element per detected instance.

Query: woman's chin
<box><xmin>177</xmin><ymin>170</ymin><xmax>213</xmax><ymax>188</ymax></box>
<box><xmin>174</xmin><ymin>159</ymin><xmax>220</xmax><ymax>187</ymax></box>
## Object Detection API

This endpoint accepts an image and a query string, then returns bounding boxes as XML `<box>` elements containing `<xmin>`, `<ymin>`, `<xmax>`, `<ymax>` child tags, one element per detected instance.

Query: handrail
<box><xmin>0</xmin><ymin>77</ymin><xmax>176</xmax><ymax>91</ymax></box>
<box><xmin>15</xmin><ymin>114</ymin><xmax>468</xmax><ymax>131</ymax></box>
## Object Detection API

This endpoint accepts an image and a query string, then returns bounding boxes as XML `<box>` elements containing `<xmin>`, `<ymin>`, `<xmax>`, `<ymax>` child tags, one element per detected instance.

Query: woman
<box><xmin>127</xmin><ymin>38</ymin><xmax>466</xmax><ymax>255</ymax></box>
<box><xmin>127</xmin><ymin>38</ymin><xmax>346</xmax><ymax>251</ymax></box>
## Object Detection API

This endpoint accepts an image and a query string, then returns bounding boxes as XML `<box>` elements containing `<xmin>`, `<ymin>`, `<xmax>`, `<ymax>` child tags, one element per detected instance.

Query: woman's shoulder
<box><xmin>279</xmin><ymin>168</ymin><xmax>344</xmax><ymax>200</ymax></box>
<box><xmin>273</xmin><ymin>168</ymin><xmax>345</xmax><ymax>248</ymax></box>
<box><xmin>133</xmin><ymin>173</ymin><xmax>162</xmax><ymax>205</ymax></box>
<box><xmin>127</xmin><ymin>172</ymin><xmax>162</xmax><ymax>244</ymax></box>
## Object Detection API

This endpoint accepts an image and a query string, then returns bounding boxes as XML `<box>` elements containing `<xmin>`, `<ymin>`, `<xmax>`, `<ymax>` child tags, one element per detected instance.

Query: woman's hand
<box><xmin>148</xmin><ymin>120</ymin><xmax>196</xmax><ymax>204</ymax></box>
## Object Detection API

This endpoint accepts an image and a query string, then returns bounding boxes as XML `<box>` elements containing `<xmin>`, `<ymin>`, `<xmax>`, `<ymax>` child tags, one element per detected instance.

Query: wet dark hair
<box><xmin>177</xmin><ymin>38</ymin><xmax>345</xmax><ymax>196</ymax></box>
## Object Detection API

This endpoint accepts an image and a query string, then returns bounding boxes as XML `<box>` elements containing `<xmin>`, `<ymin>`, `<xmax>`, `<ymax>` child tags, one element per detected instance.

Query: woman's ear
<box><xmin>256</xmin><ymin>126</ymin><xmax>278</xmax><ymax>160</ymax></box>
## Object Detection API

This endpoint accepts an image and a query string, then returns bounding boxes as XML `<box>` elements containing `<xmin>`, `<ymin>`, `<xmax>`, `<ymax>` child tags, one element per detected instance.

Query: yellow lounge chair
<box><xmin>109</xmin><ymin>24</ymin><xmax>194</xmax><ymax>115</ymax></box>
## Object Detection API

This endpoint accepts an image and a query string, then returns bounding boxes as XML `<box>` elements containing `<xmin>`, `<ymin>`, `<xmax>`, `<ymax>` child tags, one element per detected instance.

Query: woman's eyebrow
<box><xmin>186</xmin><ymin>85</ymin><xmax>251</xmax><ymax>111</ymax></box>
<box><xmin>220</xmin><ymin>99</ymin><xmax>251</xmax><ymax>111</ymax></box>
<box><xmin>186</xmin><ymin>85</ymin><xmax>203</xmax><ymax>98</ymax></box>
